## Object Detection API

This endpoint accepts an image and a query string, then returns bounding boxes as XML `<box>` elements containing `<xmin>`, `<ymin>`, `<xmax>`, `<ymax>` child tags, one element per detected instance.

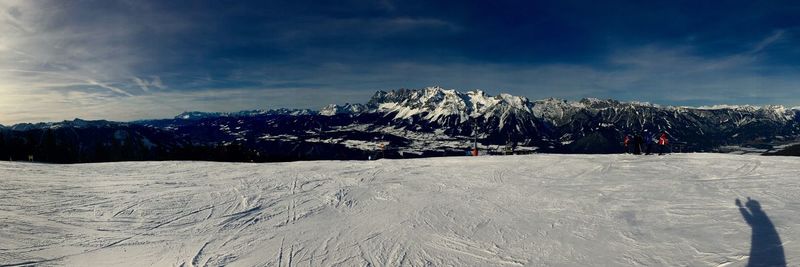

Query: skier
<box><xmin>657</xmin><ymin>132</ymin><xmax>669</xmax><ymax>155</ymax></box>
<box><xmin>623</xmin><ymin>134</ymin><xmax>631</xmax><ymax>154</ymax></box>
<box><xmin>633</xmin><ymin>133</ymin><xmax>643</xmax><ymax>154</ymax></box>
<box><xmin>644</xmin><ymin>130</ymin><xmax>654</xmax><ymax>155</ymax></box>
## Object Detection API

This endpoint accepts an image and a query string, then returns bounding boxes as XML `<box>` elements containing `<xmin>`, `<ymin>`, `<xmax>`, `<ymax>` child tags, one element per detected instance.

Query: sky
<box><xmin>1</xmin><ymin>0</ymin><xmax>800</xmax><ymax>124</ymax></box>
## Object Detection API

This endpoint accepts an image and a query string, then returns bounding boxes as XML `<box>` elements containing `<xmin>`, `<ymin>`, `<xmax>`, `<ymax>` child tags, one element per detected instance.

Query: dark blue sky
<box><xmin>2</xmin><ymin>0</ymin><xmax>800</xmax><ymax>123</ymax></box>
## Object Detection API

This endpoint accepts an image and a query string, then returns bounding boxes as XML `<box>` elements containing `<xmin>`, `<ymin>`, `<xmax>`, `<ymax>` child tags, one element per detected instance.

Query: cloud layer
<box><xmin>1</xmin><ymin>0</ymin><xmax>800</xmax><ymax>124</ymax></box>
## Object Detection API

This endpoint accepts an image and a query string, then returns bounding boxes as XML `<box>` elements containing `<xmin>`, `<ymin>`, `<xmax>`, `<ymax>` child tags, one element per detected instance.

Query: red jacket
<box><xmin>658</xmin><ymin>133</ymin><xmax>668</xmax><ymax>145</ymax></box>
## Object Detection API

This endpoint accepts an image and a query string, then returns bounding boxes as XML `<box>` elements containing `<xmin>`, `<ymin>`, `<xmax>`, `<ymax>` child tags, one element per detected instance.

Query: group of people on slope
<box><xmin>623</xmin><ymin>130</ymin><xmax>669</xmax><ymax>155</ymax></box>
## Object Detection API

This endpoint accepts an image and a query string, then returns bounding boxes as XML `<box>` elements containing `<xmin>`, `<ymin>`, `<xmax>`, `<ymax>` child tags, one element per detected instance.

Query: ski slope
<box><xmin>0</xmin><ymin>154</ymin><xmax>797</xmax><ymax>266</ymax></box>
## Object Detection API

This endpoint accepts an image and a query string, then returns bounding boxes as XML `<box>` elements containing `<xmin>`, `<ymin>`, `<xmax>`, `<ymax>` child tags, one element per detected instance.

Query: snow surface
<box><xmin>1</xmin><ymin>154</ymin><xmax>798</xmax><ymax>266</ymax></box>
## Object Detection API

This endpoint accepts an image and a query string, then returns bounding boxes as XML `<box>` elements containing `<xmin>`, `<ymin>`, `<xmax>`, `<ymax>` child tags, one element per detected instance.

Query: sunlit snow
<box><xmin>0</xmin><ymin>154</ymin><xmax>797</xmax><ymax>266</ymax></box>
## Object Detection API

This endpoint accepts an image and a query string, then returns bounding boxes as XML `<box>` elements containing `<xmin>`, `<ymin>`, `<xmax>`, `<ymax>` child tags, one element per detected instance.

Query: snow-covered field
<box><xmin>1</xmin><ymin>154</ymin><xmax>797</xmax><ymax>266</ymax></box>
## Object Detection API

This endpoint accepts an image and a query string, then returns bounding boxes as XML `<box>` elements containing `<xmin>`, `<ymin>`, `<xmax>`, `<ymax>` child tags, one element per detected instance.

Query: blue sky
<box><xmin>1</xmin><ymin>0</ymin><xmax>800</xmax><ymax>123</ymax></box>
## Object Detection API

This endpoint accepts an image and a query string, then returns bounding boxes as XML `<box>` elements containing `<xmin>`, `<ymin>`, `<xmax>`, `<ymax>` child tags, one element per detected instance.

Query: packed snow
<box><xmin>0</xmin><ymin>154</ymin><xmax>797</xmax><ymax>266</ymax></box>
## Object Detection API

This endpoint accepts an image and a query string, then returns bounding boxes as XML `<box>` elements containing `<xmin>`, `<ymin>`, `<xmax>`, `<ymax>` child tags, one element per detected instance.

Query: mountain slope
<box><xmin>360</xmin><ymin>87</ymin><xmax>800</xmax><ymax>153</ymax></box>
<box><xmin>2</xmin><ymin>87</ymin><xmax>800</xmax><ymax>163</ymax></box>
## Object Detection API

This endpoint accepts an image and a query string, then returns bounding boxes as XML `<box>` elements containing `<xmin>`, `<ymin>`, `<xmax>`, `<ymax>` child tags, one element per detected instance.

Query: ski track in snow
<box><xmin>0</xmin><ymin>154</ymin><xmax>798</xmax><ymax>266</ymax></box>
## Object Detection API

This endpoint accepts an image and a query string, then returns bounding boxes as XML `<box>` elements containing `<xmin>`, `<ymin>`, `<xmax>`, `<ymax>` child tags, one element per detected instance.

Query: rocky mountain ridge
<box><xmin>1</xmin><ymin>86</ymin><xmax>799</xmax><ymax>163</ymax></box>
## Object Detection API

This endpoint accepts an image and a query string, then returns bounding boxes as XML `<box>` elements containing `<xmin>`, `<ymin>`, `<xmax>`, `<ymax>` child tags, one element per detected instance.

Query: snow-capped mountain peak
<box><xmin>173</xmin><ymin>109</ymin><xmax>317</xmax><ymax>121</ymax></box>
<box><xmin>366</xmin><ymin>87</ymin><xmax>537</xmax><ymax>126</ymax></box>
<box><xmin>319</xmin><ymin>103</ymin><xmax>368</xmax><ymax>116</ymax></box>
<box><xmin>6</xmin><ymin>86</ymin><xmax>800</xmax><ymax>162</ymax></box>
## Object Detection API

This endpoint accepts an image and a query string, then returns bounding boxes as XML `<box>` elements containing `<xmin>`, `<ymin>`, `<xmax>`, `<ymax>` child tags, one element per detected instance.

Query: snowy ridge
<box><xmin>357</xmin><ymin>87</ymin><xmax>800</xmax><ymax>127</ymax></box>
<box><xmin>367</xmin><ymin>86</ymin><xmax>535</xmax><ymax>128</ymax></box>
<box><xmin>9</xmin><ymin>118</ymin><xmax>121</xmax><ymax>131</ymax></box>
<box><xmin>144</xmin><ymin>87</ymin><xmax>800</xmax><ymax>155</ymax></box>
<box><xmin>698</xmin><ymin>104</ymin><xmax>761</xmax><ymax>111</ymax></box>
<box><xmin>319</xmin><ymin>103</ymin><xmax>368</xmax><ymax>116</ymax></box>
<box><xmin>174</xmin><ymin>109</ymin><xmax>316</xmax><ymax>120</ymax></box>
<box><xmin>4</xmin><ymin>87</ymin><xmax>800</xmax><ymax>160</ymax></box>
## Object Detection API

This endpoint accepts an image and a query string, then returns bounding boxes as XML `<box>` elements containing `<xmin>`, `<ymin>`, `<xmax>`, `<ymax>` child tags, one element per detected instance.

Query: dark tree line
<box><xmin>0</xmin><ymin>125</ymin><xmax>371</xmax><ymax>164</ymax></box>
<box><xmin>0</xmin><ymin>127</ymin><xmax>169</xmax><ymax>163</ymax></box>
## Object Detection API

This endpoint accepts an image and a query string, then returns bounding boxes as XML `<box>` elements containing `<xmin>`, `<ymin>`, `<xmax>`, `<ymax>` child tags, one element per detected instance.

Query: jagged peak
<box><xmin>466</xmin><ymin>89</ymin><xmax>487</xmax><ymax>96</ymax></box>
<box><xmin>535</xmin><ymin>97</ymin><xmax>568</xmax><ymax>103</ymax></box>
<box><xmin>319</xmin><ymin>103</ymin><xmax>368</xmax><ymax>116</ymax></box>
<box><xmin>167</xmin><ymin>87</ymin><xmax>800</xmax><ymax>124</ymax></box>
<box><xmin>574</xmin><ymin>98</ymin><xmax>619</xmax><ymax>108</ymax></box>
<box><xmin>423</xmin><ymin>85</ymin><xmax>450</xmax><ymax>93</ymax></box>
<box><xmin>175</xmin><ymin>111</ymin><xmax>223</xmax><ymax>120</ymax></box>
<box><xmin>695</xmin><ymin>104</ymin><xmax>797</xmax><ymax>116</ymax></box>
<box><xmin>697</xmin><ymin>104</ymin><xmax>759</xmax><ymax>111</ymax></box>
<box><xmin>174</xmin><ymin>109</ymin><xmax>315</xmax><ymax>120</ymax></box>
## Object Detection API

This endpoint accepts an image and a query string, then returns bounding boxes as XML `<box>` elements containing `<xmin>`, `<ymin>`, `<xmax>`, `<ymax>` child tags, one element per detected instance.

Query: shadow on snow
<box><xmin>737</xmin><ymin>197</ymin><xmax>786</xmax><ymax>267</ymax></box>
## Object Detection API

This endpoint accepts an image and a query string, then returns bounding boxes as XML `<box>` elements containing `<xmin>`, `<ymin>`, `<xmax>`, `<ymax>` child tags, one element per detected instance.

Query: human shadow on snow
<box><xmin>736</xmin><ymin>197</ymin><xmax>785</xmax><ymax>267</ymax></box>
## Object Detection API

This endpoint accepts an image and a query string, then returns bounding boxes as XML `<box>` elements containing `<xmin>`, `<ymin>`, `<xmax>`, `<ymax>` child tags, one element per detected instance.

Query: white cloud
<box><xmin>133</xmin><ymin>76</ymin><xmax>167</xmax><ymax>92</ymax></box>
<box><xmin>0</xmin><ymin>1</ymin><xmax>797</xmax><ymax>124</ymax></box>
<box><xmin>751</xmin><ymin>30</ymin><xmax>785</xmax><ymax>54</ymax></box>
<box><xmin>133</xmin><ymin>77</ymin><xmax>150</xmax><ymax>92</ymax></box>
<box><xmin>0</xmin><ymin>1</ymin><xmax>185</xmax><ymax>102</ymax></box>
<box><xmin>150</xmin><ymin>76</ymin><xmax>166</xmax><ymax>89</ymax></box>
<box><xmin>86</xmin><ymin>79</ymin><xmax>133</xmax><ymax>96</ymax></box>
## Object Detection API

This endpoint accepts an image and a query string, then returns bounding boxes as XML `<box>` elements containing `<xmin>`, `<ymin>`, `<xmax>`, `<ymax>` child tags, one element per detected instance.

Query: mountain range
<box><xmin>2</xmin><ymin>86</ymin><xmax>799</xmax><ymax>163</ymax></box>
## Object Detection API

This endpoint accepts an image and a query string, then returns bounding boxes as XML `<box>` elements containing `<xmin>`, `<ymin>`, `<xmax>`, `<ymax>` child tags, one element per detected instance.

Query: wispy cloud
<box><xmin>86</xmin><ymin>79</ymin><xmax>133</xmax><ymax>96</ymax></box>
<box><xmin>750</xmin><ymin>30</ymin><xmax>785</xmax><ymax>54</ymax></box>
<box><xmin>150</xmin><ymin>76</ymin><xmax>165</xmax><ymax>89</ymax></box>
<box><xmin>133</xmin><ymin>77</ymin><xmax>150</xmax><ymax>92</ymax></box>
<box><xmin>132</xmin><ymin>76</ymin><xmax>166</xmax><ymax>92</ymax></box>
<box><xmin>0</xmin><ymin>68</ymin><xmax>140</xmax><ymax>97</ymax></box>
<box><xmin>1</xmin><ymin>0</ymin><xmax>799</xmax><ymax>124</ymax></box>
